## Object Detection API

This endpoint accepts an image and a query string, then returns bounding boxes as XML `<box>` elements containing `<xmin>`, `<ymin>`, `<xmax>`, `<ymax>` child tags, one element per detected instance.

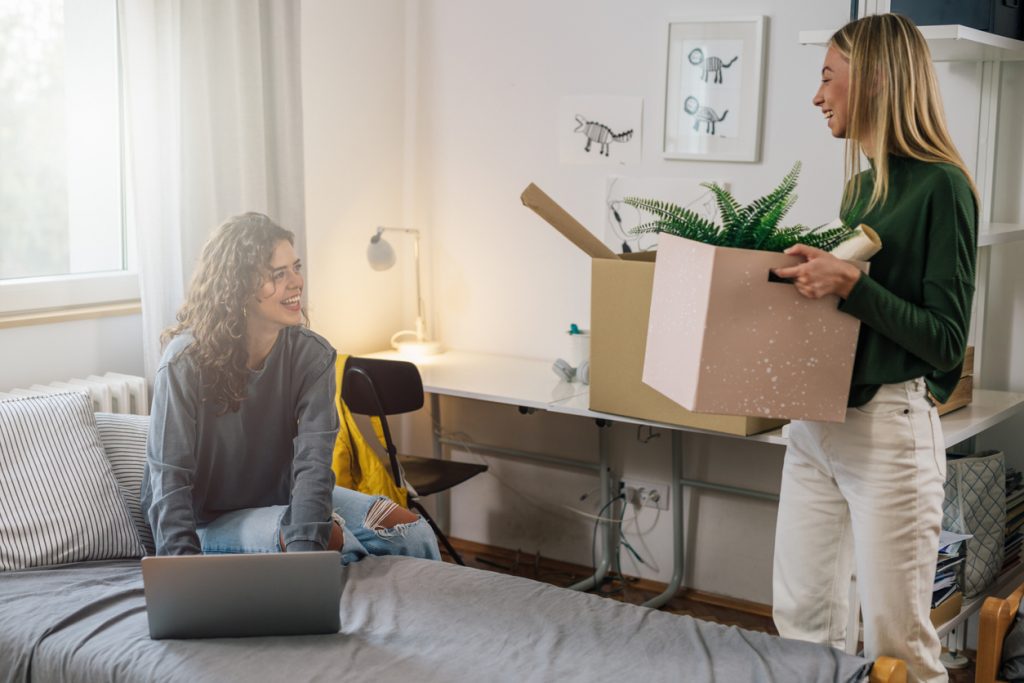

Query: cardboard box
<box><xmin>930</xmin><ymin>591</ymin><xmax>963</xmax><ymax>628</ymax></box>
<box><xmin>642</xmin><ymin>233</ymin><xmax>867</xmax><ymax>423</ymax></box>
<box><xmin>932</xmin><ymin>346</ymin><xmax>974</xmax><ymax>416</ymax></box>
<box><xmin>521</xmin><ymin>183</ymin><xmax>784</xmax><ymax>436</ymax></box>
<box><xmin>962</xmin><ymin>345</ymin><xmax>975</xmax><ymax>377</ymax></box>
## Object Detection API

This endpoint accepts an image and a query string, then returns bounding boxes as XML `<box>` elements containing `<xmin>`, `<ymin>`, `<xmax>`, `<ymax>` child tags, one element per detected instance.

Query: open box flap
<box><xmin>521</xmin><ymin>183</ymin><xmax>620</xmax><ymax>261</ymax></box>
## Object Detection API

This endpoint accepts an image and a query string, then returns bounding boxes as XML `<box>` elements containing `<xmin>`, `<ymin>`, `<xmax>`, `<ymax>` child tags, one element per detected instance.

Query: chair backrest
<box><xmin>340</xmin><ymin>357</ymin><xmax>425</xmax><ymax>488</ymax></box>
<box><xmin>341</xmin><ymin>357</ymin><xmax>424</xmax><ymax>417</ymax></box>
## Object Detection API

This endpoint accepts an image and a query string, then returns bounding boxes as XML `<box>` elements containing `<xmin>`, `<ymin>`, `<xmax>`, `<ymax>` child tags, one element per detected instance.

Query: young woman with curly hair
<box><xmin>771</xmin><ymin>14</ymin><xmax>978</xmax><ymax>682</ymax></box>
<box><xmin>141</xmin><ymin>212</ymin><xmax>440</xmax><ymax>564</ymax></box>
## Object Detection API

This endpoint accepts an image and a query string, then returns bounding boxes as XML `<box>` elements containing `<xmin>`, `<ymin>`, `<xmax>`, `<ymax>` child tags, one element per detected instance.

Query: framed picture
<box><xmin>662</xmin><ymin>17</ymin><xmax>767</xmax><ymax>163</ymax></box>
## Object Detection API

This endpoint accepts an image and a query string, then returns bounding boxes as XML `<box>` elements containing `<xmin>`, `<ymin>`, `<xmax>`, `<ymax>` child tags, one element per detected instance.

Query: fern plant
<box><xmin>624</xmin><ymin>162</ymin><xmax>857</xmax><ymax>253</ymax></box>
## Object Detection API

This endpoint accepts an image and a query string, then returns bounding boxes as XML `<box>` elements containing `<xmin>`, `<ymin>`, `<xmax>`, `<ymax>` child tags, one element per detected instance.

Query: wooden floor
<box><xmin>443</xmin><ymin>538</ymin><xmax>977</xmax><ymax>682</ymax></box>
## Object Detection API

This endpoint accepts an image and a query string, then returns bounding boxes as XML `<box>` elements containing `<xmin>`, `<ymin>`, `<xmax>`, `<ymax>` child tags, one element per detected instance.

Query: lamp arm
<box><xmin>413</xmin><ymin>232</ymin><xmax>424</xmax><ymax>341</ymax></box>
<box><xmin>375</xmin><ymin>226</ymin><xmax>420</xmax><ymax>238</ymax></box>
<box><xmin>375</xmin><ymin>226</ymin><xmax>430</xmax><ymax>344</ymax></box>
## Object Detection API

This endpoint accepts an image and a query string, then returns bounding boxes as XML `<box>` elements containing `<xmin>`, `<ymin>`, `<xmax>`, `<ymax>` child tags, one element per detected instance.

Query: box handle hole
<box><xmin>768</xmin><ymin>270</ymin><xmax>794</xmax><ymax>285</ymax></box>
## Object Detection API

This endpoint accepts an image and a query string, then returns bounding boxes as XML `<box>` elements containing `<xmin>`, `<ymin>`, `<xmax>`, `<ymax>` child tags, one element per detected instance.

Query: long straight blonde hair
<box><xmin>831</xmin><ymin>13</ymin><xmax>978</xmax><ymax>215</ymax></box>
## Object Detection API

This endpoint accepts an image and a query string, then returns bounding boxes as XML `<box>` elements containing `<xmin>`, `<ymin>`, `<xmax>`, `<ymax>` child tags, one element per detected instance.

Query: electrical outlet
<box><xmin>621</xmin><ymin>478</ymin><xmax>670</xmax><ymax>510</ymax></box>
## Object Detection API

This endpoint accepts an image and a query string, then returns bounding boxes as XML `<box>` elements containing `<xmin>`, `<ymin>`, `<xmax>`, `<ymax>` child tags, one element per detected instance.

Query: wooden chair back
<box><xmin>869</xmin><ymin>656</ymin><xmax>907</xmax><ymax>683</ymax></box>
<box><xmin>976</xmin><ymin>581</ymin><xmax>1024</xmax><ymax>683</ymax></box>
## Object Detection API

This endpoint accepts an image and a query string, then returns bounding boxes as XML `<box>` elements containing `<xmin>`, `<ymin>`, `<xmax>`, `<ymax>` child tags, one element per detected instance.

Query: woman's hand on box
<box><xmin>773</xmin><ymin>244</ymin><xmax>862</xmax><ymax>300</ymax></box>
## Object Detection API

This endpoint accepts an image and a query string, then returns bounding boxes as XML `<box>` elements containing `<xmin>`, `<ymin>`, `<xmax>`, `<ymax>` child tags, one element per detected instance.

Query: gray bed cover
<box><xmin>0</xmin><ymin>555</ymin><xmax>871</xmax><ymax>683</ymax></box>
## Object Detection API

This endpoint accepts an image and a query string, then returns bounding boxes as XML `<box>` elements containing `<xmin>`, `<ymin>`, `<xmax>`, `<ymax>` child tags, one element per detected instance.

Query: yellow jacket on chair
<box><xmin>332</xmin><ymin>355</ymin><xmax>409</xmax><ymax>508</ymax></box>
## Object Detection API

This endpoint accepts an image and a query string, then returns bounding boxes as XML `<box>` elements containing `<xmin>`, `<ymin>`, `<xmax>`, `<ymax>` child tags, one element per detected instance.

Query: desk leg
<box><xmin>568</xmin><ymin>420</ymin><xmax>614</xmax><ymax>592</ymax></box>
<box><xmin>642</xmin><ymin>430</ymin><xmax>685</xmax><ymax>609</ymax></box>
<box><xmin>430</xmin><ymin>393</ymin><xmax>451</xmax><ymax>534</ymax></box>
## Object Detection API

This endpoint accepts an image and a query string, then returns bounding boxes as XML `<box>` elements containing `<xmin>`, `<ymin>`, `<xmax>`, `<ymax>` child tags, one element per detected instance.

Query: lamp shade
<box><xmin>366</xmin><ymin>234</ymin><xmax>396</xmax><ymax>271</ymax></box>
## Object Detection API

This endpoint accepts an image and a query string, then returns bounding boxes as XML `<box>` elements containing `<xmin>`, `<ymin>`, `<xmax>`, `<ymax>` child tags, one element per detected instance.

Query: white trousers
<box><xmin>772</xmin><ymin>378</ymin><xmax>947</xmax><ymax>683</ymax></box>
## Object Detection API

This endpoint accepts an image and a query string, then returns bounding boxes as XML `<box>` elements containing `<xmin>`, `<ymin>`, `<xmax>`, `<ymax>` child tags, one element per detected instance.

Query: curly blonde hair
<box><xmin>162</xmin><ymin>212</ymin><xmax>304</xmax><ymax>414</ymax></box>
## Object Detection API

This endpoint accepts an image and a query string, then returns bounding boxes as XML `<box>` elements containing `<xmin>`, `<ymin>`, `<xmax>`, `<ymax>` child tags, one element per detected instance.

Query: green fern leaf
<box><xmin>625</xmin><ymin>197</ymin><xmax>721</xmax><ymax>243</ymax></box>
<box><xmin>761</xmin><ymin>225</ymin><xmax>807</xmax><ymax>252</ymax></box>
<box><xmin>622</xmin><ymin>162</ymin><xmax>859</xmax><ymax>254</ymax></box>
<box><xmin>751</xmin><ymin>193</ymin><xmax>797</xmax><ymax>248</ymax></box>
<box><xmin>740</xmin><ymin>163</ymin><xmax>800</xmax><ymax>247</ymax></box>
<box><xmin>623</xmin><ymin>197</ymin><xmax>694</xmax><ymax>224</ymax></box>
<box><xmin>803</xmin><ymin>225</ymin><xmax>858</xmax><ymax>252</ymax></box>
<box><xmin>701</xmin><ymin>182</ymin><xmax>745</xmax><ymax>233</ymax></box>
<box><xmin>630</xmin><ymin>221</ymin><xmax>664</xmax><ymax>235</ymax></box>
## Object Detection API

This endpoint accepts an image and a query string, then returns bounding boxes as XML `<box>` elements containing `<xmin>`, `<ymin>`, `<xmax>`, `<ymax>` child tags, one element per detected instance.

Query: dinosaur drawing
<box><xmin>688</xmin><ymin>47</ymin><xmax>738</xmax><ymax>84</ymax></box>
<box><xmin>684</xmin><ymin>96</ymin><xmax>728</xmax><ymax>135</ymax></box>
<box><xmin>574</xmin><ymin>115</ymin><xmax>634</xmax><ymax>157</ymax></box>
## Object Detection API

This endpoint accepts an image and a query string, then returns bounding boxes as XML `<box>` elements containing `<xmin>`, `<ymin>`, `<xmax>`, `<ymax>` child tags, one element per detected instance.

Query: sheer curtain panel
<box><xmin>118</xmin><ymin>0</ymin><xmax>307</xmax><ymax>378</ymax></box>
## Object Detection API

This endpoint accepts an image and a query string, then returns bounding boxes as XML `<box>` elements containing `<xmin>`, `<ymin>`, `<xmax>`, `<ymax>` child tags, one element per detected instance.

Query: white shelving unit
<box><xmin>799</xmin><ymin>22</ymin><xmax>1024</xmax><ymax>656</ymax></box>
<box><xmin>800</xmin><ymin>24</ymin><xmax>1024</xmax><ymax>62</ymax></box>
<box><xmin>978</xmin><ymin>222</ymin><xmax>1024</xmax><ymax>248</ymax></box>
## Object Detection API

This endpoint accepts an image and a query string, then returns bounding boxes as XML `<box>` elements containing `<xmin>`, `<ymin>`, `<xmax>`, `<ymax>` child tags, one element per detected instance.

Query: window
<box><xmin>0</xmin><ymin>0</ymin><xmax>136</xmax><ymax>315</ymax></box>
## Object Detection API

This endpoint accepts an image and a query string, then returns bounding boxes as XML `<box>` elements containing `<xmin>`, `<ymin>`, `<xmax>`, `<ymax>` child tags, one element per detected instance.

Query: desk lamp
<box><xmin>366</xmin><ymin>226</ymin><xmax>443</xmax><ymax>357</ymax></box>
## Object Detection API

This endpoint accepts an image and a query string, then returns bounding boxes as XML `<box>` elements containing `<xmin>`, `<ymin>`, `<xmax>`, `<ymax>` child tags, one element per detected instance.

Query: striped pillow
<box><xmin>0</xmin><ymin>392</ymin><xmax>144</xmax><ymax>570</ymax></box>
<box><xmin>94</xmin><ymin>412</ymin><xmax>155</xmax><ymax>555</ymax></box>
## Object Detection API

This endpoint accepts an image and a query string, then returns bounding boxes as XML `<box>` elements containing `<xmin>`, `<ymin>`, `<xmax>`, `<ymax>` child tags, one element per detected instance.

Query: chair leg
<box><xmin>410</xmin><ymin>500</ymin><xmax>467</xmax><ymax>566</ymax></box>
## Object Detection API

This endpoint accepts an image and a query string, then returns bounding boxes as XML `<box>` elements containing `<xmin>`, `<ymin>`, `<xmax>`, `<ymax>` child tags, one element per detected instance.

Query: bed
<box><xmin>0</xmin><ymin>395</ymin><xmax>906</xmax><ymax>683</ymax></box>
<box><xmin>0</xmin><ymin>555</ymin><xmax>906</xmax><ymax>683</ymax></box>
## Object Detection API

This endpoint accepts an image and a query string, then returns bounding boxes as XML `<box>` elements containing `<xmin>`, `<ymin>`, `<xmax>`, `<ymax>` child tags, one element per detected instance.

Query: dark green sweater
<box><xmin>839</xmin><ymin>155</ymin><xmax>978</xmax><ymax>407</ymax></box>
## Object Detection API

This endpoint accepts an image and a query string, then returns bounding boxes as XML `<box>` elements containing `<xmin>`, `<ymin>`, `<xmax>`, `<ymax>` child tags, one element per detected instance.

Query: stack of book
<box><xmin>1003</xmin><ymin>466</ymin><xmax>1024</xmax><ymax>578</ymax></box>
<box><xmin>931</xmin><ymin>530</ymin><xmax>969</xmax><ymax>627</ymax></box>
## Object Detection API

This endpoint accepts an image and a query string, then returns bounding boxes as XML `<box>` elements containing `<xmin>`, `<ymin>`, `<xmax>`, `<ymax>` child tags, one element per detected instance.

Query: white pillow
<box><xmin>94</xmin><ymin>412</ymin><xmax>155</xmax><ymax>555</ymax></box>
<box><xmin>0</xmin><ymin>392</ymin><xmax>144</xmax><ymax>570</ymax></box>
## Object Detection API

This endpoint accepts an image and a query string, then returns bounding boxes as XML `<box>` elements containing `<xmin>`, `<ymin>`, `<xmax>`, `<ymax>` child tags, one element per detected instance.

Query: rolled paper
<box><xmin>829</xmin><ymin>223</ymin><xmax>881</xmax><ymax>261</ymax></box>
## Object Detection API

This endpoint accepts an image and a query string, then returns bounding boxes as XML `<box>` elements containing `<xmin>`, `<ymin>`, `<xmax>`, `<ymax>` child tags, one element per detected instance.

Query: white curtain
<box><xmin>118</xmin><ymin>0</ymin><xmax>307</xmax><ymax>379</ymax></box>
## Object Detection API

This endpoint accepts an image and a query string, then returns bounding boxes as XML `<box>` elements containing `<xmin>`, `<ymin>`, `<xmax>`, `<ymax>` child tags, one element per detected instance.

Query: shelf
<box><xmin>979</xmin><ymin>222</ymin><xmax>1024</xmax><ymax>247</ymax></box>
<box><xmin>940</xmin><ymin>389</ymin><xmax>1024</xmax><ymax>445</ymax></box>
<box><xmin>936</xmin><ymin>561</ymin><xmax>1024</xmax><ymax>638</ymax></box>
<box><xmin>799</xmin><ymin>25</ymin><xmax>1024</xmax><ymax>62</ymax></box>
<box><xmin>552</xmin><ymin>390</ymin><xmax>1024</xmax><ymax>450</ymax></box>
<box><xmin>753</xmin><ymin>389</ymin><xmax>1024</xmax><ymax>447</ymax></box>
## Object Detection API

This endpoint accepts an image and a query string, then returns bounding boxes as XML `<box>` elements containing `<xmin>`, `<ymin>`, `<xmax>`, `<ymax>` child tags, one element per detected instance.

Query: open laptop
<box><xmin>141</xmin><ymin>551</ymin><xmax>342</xmax><ymax>639</ymax></box>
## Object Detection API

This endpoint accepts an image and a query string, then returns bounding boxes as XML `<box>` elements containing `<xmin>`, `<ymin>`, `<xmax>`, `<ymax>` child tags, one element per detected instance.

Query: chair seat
<box><xmin>398</xmin><ymin>454</ymin><xmax>487</xmax><ymax>498</ymax></box>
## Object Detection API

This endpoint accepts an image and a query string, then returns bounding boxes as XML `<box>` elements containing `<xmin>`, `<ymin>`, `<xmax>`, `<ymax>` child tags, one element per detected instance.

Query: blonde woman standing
<box><xmin>771</xmin><ymin>14</ymin><xmax>978</xmax><ymax>683</ymax></box>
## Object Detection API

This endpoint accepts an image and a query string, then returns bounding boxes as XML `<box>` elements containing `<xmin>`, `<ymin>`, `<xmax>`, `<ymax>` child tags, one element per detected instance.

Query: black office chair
<box><xmin>341</xmin><ymin>356</ymin><xmax>487</xmax><ymax>565</ymax></box>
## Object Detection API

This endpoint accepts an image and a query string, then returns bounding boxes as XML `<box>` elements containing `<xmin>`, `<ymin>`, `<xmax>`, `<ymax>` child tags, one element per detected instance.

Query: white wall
<box><xmin>301</xmin><ymin>0</ymin><xmax>1024</xmax><ymax>607</ymax></box>
<box><xmin>301</xmin><ymin>0</ymin><xmax>413</xmax><ymax>355</ymax></box>
<box><xmin>416</xmin><ymin>1</ymin><xmax>851</xmax><ymax>359</ymax></box>
<box><xmin>0</xmin><ymin>315</ymin><xmax>144</xmax><ymax>391</ymax></box>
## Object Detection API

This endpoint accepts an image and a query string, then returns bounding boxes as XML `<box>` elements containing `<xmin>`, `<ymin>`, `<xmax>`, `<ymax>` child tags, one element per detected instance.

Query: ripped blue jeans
<box><xmin>195</xmin><ymin>486</ymin><xmax>441</xmax><ymax>565</ymax></box>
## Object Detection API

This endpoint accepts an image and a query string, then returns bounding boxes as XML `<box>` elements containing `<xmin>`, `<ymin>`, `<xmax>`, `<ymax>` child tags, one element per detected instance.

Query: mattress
<box><xmin>0</xmin><ymin>555</ymin><xmax>872</xmax><ymax>682</ymax></box>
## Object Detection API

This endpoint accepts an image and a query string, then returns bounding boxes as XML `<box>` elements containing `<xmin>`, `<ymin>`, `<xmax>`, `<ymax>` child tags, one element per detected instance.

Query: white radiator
<box><xmin>0</xmin><ymin>373</ymin><xmax>148</xmax><ymax>415</ymax></box>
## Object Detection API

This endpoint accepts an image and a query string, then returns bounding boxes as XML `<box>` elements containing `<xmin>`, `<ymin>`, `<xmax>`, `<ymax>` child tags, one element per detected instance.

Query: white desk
<box><xmin>368</xmin><ymin>350</ymin><xmax>617</xmax><ymax>594</ymax></box>
<box><xmin>397</xmin><ymin>350</ymin><xmax>586</xmax><ymax>409</ymax></box>
<box><xmin>371</xmin><ymin>349</ymin><xmax>1024</xmax><ymax>614</ymax></box>
<box><xmin>545</xmin><ymin>388</ymin><xmax>1024</xmax><ymax>449</ymax></box>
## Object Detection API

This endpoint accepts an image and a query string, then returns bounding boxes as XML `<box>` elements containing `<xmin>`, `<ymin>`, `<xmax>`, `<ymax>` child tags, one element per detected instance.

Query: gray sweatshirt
<box><xmin>141</xmin><ymin>326</ymin><xmax>339</xmax><ymax>555</ymax></box>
